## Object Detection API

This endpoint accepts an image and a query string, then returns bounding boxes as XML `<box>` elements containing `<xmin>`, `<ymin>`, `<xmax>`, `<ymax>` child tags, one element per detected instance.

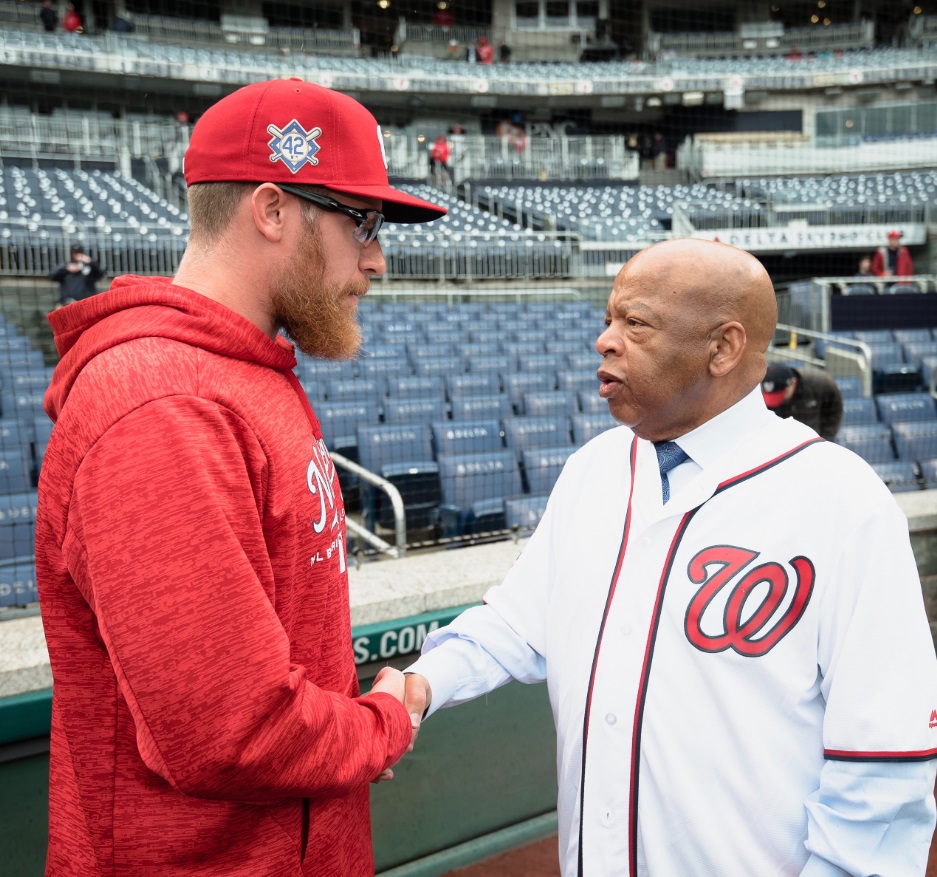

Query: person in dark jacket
<box><xmin>761</xmin><ymin>362</ymin><xmax>843</xmax><ymax>440</ymax></box>
<box><xmin>50</xmin><ymin>244</ymin><xmax>103</xmax><ymax>305</ymax></box>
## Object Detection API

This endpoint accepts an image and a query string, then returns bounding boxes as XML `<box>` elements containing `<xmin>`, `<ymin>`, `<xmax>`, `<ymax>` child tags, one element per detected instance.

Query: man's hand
<box><xmin>367</xmin><ymin>666</ymin><xmax>407</xmax><ymax>783</ymax></box>
<box><xmin>403</xmin><ymin>672</ymin><xmax>432</xmax><ymax>750</ymax></box>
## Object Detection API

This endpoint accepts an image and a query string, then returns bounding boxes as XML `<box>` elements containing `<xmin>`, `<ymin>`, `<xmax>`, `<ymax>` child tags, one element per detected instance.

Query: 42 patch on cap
<box><xmin>267</xmin><ymin>120</ymin><xmax>322</xmax><ymax>173</ymax></box>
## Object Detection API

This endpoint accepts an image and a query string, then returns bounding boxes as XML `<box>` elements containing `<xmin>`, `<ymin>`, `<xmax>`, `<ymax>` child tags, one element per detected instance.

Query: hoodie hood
<box><xmin>45</xmin><ymin>276</ymin><xmax>297</xmax><ymax>422</ymax></box>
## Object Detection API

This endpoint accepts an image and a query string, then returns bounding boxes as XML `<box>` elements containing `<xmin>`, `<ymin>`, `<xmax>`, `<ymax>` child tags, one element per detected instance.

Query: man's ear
<box><xmin>709</xmin><ymin>321</ymin><xmax>746</xmax><ymax>377</ymax></box>
<box><xmin>250</xmin><ymin>183</ymin><xmax>288</xmax><ymax>243</ymax></box>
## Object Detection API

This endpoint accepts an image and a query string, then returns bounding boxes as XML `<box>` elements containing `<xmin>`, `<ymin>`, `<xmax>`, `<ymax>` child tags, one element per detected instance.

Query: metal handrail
<box><xmin>329</xmin><ymin>451</ymin><xmax>407</xmax><ymax>559</ymax></box>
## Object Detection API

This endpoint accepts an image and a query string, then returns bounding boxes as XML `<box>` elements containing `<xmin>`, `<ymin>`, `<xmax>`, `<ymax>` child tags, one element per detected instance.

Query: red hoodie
<box><xmin>36</xmin><ymin>276</ymin><xmax>411</xmax><ymax>877</ymax></box>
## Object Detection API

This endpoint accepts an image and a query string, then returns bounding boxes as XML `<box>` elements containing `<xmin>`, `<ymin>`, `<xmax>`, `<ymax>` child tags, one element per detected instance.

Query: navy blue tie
<box><xmin>654</xmin><ymin>441</ymin><xmax>689</xmax><ymax>503</ymax></box>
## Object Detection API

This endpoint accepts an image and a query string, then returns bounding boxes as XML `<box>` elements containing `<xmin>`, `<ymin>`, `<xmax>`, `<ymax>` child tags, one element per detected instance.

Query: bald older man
<box><xmin>404</xmin><ymin>240</ymin><xmax>937</xmax><ymax>877</ymax></box>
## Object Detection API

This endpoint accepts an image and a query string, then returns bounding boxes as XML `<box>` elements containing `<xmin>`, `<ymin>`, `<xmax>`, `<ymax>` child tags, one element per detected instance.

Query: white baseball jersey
<box><xmin>410</xmin><ymin>391</ymin><xmax>937</xmax><ymax>876</ymax></box>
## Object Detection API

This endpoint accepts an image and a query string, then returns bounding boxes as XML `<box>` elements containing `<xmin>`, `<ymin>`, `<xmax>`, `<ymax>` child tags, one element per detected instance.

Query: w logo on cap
<box><xmin>267</xmin><ymin>120</ymin><xmax>322</xmax><ymax>173</ymax></box>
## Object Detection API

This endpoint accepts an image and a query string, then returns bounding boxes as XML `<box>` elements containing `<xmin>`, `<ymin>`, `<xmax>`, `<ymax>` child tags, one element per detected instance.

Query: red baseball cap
<box><xmin>183</xmin><ymin>78</ymin><xmax>446</xmax><ymax>223</ymax></box>
<box><xmin>761</xmin><ymin>363</ymin><xmax>796</xmax><ymax>408</ymax></box>
<box><xmin>887</xmin><ymin>229</ymin><xmax>903</xmax><ymax>239</ymax></box>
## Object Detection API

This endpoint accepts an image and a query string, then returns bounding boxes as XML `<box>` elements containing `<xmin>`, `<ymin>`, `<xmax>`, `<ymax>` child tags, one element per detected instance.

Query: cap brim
<box><xmin>330</xmin><ymin>184</ymin><xmax>446</xmax><ymax>224</ymax></box>
<box><xmin>762</xmin><ymin>389</ymin><xmax>788</xmax><ymax>408</ymax></box>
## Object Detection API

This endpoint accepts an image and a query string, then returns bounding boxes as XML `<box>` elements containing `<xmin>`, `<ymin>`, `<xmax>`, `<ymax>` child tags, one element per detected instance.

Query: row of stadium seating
<box><xmin>3</xmin><ymin>168</ymin><xmax>934</xmax><ymax>268</ymax></box>
<box><xmin>2</xmin><ymin>27</ymin><xmax>933</xmax><ymax>88</ymax></box>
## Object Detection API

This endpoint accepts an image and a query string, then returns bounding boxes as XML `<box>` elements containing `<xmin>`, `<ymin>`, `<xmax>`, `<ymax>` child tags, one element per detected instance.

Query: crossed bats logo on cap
<box><xmin>267</xmin><ymin>120</ymin><xmax>322</xmax><ymax>173</ymax></box>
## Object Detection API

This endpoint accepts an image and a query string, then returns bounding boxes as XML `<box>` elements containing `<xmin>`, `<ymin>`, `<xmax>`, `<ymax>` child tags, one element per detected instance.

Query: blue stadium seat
<box><xmin>833</xmin><ymin>375</ymin><xmax>864</xmax><ymax>399</ymax></box>
<box><xmin>31</xmin><ymin>414</ymin><xmax>54</xmax><ymax>449</ymax></box>
<box><xmin>503</xmin><ymin>373</ymin><xmax>557</xmax><ymax>413</ymax></box>
<box><xmin>296</xmin><ymin>358</ymin><xmax>348</xmax><ymax>382</ymax></box>
<box><xmin>412</xmin><ymin>357</ymin><xmax>459</xmax><ymax>378</ymax></box>
<box><xmin>437</xmin><ymin>449</ymin><xmax>523</xmax><ymax>536</ymax></box>
<box><xmin>893</xmin><ymin>329</ymin><xmax>934</xmax><ymax>346</ymax></box>
<box><xmin>870</xmin><ymin>460</ymin><xmax>920</xmax><ymax>492</ymax></box>
<box><xmin>432</xmin><ymin>419</ymin><xmax>503</xmax><ymax>456</ymax></box>
<box><xmin>325</xmin><ymin>377</ymin><xmax>385</xmax><ymax>410</ymax></box>
<box><xmin>518</xmin><ymin>353</ymin><xmax>563</xmax><ymax>374</ymax></box>
<box><xmin>0</xmin><ymin>491</ymin><xmax>37</xmax><ymax>562</ymax></box>
<box><xmin>384</xmin><ymin>397</ymin><xmax>448</xmax><ymax>424</ymax></box>
<box><xmin>314</xmin><ymin>401</ymin><xmax>375</xmax><ymax>454</ymax></box>
<box><xmin>447</xmin><ymin>372</ymin><xmax>502</xmax><ymax>399</ymax></box>
<box><xmin>836</xmin><ymin>424</ymin><xmax>896</xmax><ymax>464</ymax></box>
<box><xmin>467</xmin><ymin>353</ymin><xmax>517</xmax><ymax>375</ymax></box>
<box><xmin>0</xmin><ymin>561</ymin><xmax>37</xmax><ymax>607</ymax></box>
<box><xmin>577</xmin><ymin>391</ymin><xmax>608</xmax><ymax>414</ymax></box>
<box><xmin>558</xmin><ymin>370</ymin><xmax>599</xmax><ymax>394</ymax></box>
<box><xmin>357</xmin><ymin>358</ymin><xmax>411</xmax><ymax>388</ymax></box>
<box><xmin>566</xmin><ymin>353</ymin><xmax>600</xmax><ymax>371</ymax></box>
<box><xmin>504</xmin><ymin>495</ymin><xmax>550</xmax><ymax>534</ymax></box>
<box><xmin>572</xmin><ymin>412</ymin><xmax>618</xmax><ymax>445</ymax></box>
<box><xmin>386</xmin><ymin>375</ymin><xmax>445</xmax><ymax>399</ymax></box>
<box><xmin>523</xmin><ymin>390</ymin><xmax>577</xmax><ymax>418</ymax></box>
<box><xmin>900</xmin><ymin>341</ymin><xmax>937</xmax><ymax>370</ymax></box>
<box><xmin>503</xmin><ymin>416</ymin><xmax>572</xmax><ymax>460</ymax></box>
<box><xmin>450</xmin><ymin>394</ymin><xmax>513</xmax><ymax>421</ymax></box>
<box><xmin>356</xmin><ymin>424</ymin><xmax>440</xmax><ymax>531</ymax></box>
<box><xmin>840</xmin><ymin>397</ymin><xmax>879</xmax><ymax>426</ymax></box>
<box><xmin>920</xmin><ymin>458</ymin><xmax>937</xmax><ymax>489</ymax></box>
<box><xmin>891</xmin><ymin>421</ymin><xmax>937</xmax><ymax>462</ymax></box>
<box><xmin>521</xmin><ymin>445</ymin><xmax>575</xmax><ymax>495</ymax></box>
<box><xmin>853</xmin><ymin>329</ymin><xmax>895</xmax><ymax>344</ymax></box>
<box><xmin>0</xmin><ymin>449</ymin><xmax>33</xmax><ymax>495</ymax></box>
<box><xmin>875</xmin><ymin>392</ymin><xmax>937</xmax><ymax>425</ymax></box>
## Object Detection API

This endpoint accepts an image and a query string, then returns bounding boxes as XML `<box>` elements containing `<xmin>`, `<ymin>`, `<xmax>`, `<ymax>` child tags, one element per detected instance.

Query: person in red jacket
<box><xmin>61</xmin><ymin>3</ymin><xmax>81</xmax><ymax>32</ymax></box>
<box><xmin>871</xmin><ymin>229</ymin><xmax>914</xmax><ymax>278</ymax></box>
<box><xmin>36</xmin><ymin>78</ymin><xmax>446</xmax><ymax>877</ymax></box>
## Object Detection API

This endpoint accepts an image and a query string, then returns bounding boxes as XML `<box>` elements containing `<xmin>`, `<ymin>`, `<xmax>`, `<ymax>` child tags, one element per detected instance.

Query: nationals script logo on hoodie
<box><xmin>307</xmin><ymin>436</ymin><xmax>346</xmax><ymax>572</ymax></box>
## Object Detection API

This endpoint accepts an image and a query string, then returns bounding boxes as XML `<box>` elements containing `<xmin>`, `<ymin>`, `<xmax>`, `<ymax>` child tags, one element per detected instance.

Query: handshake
<box><xmin>365</xmin><ymin>667</ymin><xmax>431</xmax><ymax>783</ymax></box>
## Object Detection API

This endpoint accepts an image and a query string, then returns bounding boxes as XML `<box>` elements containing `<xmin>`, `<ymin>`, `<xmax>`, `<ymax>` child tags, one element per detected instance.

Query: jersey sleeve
<box><xmin>817</xmin><ymin>486</ymin><xmax>937</xmax><ymax>760</ymax></box>
<box><xmin>63</xmin><ymin>396</ymin><xmax>411</xmax><ymax>800</ymax></box>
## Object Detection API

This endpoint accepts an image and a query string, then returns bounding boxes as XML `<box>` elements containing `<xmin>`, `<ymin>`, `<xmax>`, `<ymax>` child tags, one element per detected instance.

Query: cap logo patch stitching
<box><xmin>267</xmin><ymin>120</ymin><xmax>322</xmax><ymax>173</ymax></box>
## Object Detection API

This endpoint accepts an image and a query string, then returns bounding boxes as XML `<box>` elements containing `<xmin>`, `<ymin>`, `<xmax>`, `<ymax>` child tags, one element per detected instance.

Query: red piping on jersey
<box><xmin>624</xmin><ymin>436</ymin><xmax>825</xmax><ymax>877</ymax></box>
<box><xmin>825</xmin><ymin>747</ymin><xmax>937</xmax><ymax>762</ymax></box>
<box><xmin>576</xmin><ymin>436</ymin><xmax>639</xmax><ymax>877</ymax></box>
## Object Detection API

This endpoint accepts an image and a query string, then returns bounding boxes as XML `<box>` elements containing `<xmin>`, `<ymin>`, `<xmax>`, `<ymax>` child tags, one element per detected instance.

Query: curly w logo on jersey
<box><xmin>684</xmin><ymin>545</ymin><xmax>815</xmax><ymax>657</ymax></box>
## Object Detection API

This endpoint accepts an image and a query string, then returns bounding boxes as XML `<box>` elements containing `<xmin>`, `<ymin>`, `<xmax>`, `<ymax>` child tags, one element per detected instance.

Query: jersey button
<box><xmin>621</xmin><ymin>623</ymin><xmax>633</xmax><ymax>636</ymax></box>
<box><xmin>605</xmin><ymin>713</ymin><xmax>617</xmax><ymax>725</ymax></box>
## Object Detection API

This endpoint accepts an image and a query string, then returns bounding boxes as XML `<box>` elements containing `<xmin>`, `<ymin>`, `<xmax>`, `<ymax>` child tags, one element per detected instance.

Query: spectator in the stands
<box><xmin>762</xmin><ymin>362</ymin><xmax>843</xmax><ymax>441</ymax></box>
<box><xmin>62</xmin><ymin>3</ymin><xmax>82</xmax><ymax>33</ymax></box>
<box><xmin>50</xmin><ymin>244</ymin><xmax>103</xmax><ymax>305</ymax></box>
<box><xmin>39</xmin><ymin>0</ymin><xmax>58</xmax><ymax>32</ymax></box>
<box><xmin>855</xmin><ymin>256</ymin><xmax>874</xmax><ymax>278</ymax></box>
<box><xmin>872</xmin><ymin>230</ymin><xmax>914</xmax><ymax>278</ymax></box>
<box><xmin>110</xmin><ymin>11</ymin><xmax>135</xmax><ymax>33</ymax></box>
<box><xmin>476</xmin><ymin>35</ymin><xmax>494</xmax><ymax>64</ymax></box>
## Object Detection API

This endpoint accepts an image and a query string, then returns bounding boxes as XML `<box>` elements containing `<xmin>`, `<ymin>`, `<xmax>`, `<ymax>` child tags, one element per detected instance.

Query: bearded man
<box><xmin>35</xmin><ymin>79</ymin><xmax>444</xmax><ymax>877</ymax></box>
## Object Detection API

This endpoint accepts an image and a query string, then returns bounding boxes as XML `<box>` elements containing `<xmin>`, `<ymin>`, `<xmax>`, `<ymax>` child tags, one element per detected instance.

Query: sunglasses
<box><xmin>277</xmin><ymin>183</ymin><xmax>384</xmax><ymax>246</ymax></box>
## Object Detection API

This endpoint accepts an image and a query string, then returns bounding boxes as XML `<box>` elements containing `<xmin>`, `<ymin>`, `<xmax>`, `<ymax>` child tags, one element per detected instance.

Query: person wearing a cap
<box><xmin>49</xmin><ymin>243</ymin><xmax>103</xmax><ymax>305</ymax></box>
<box><xmin>871</xmin><ymin>229</ymin><xmax>914</xmax><ymax>279</ymax></box>
<box><xmin>35</xmin><ymin>79</ymin><xmax>445</xmax><ymax>877</ymax></box>
<box><xmin>761</xmin><ymin>362</ymin><xmax>843</xmax><ymax>441</ymax></box>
